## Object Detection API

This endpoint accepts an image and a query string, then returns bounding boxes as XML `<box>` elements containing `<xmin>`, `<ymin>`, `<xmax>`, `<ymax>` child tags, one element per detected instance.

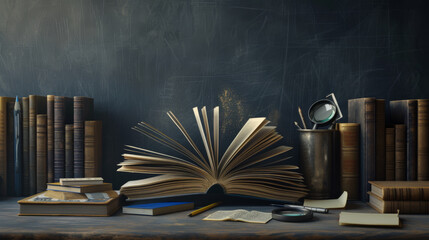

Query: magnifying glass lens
<box><xmin>313</xmin><ymin>103</ymin><xmax>335</xmax><ymax>123</ymax></box>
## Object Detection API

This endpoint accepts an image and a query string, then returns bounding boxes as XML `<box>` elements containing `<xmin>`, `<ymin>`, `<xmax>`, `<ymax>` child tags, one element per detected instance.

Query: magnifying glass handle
<box><xmin>312</xmin><ymin>123</ymin><xmax>318</xmax><ymax>130</ymax></box>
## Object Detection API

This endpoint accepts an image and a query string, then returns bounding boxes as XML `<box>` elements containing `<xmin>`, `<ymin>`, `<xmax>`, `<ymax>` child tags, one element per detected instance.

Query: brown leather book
<box><xmin>84</xmin><ymin>121</ymin><xmax>102</xmax><ymax>177</ymax></box>
<box><xmin>65</xmin><ymin>124</ymin><xmax>74</xmax><ymax>178</ymax></box>
<box><xmin>46</xmin><ymin>95</ymin><xmax>55</xmax><ymax>183</ymax></box>
<box><xmin>385</xmin><ymin>128</ymin><xmax>395</xmax><ymax>181</ymax></box>
<box><xmin>395</xmin><ymin>124</ymin><xmax>406</xmax><ymax>181</ymax></box>
<box><xmin>7</xmin><ymin>101</ymin><xmax>15</xmax><ymax>195</ymax></box>
<box><xmin>0</xmin><ymin>97</ymin><xmax>15</xmax><ymax>196</ymax></box>
<box><xmin>375</xmin><ymin>100</ymin><xmax>386</xmax><ymax>180</ymax></box>
<box><xmin>337</xmin><ymin>123</ymin><xmax>360</xmax><ymax>200</ymax></box>
<box><xmin>348</xmin><ymin>98</ymin><xmax>376</xmax><ymax>201</ymax></box>
<box><xmin>54</xmin><ymin>96</ymin><xmax>73</xmax><ymax>182</ymax></box>
<box><xmin>368</xmin><ymin>192</ymin><xmax>429</xmax><ymax>214</ymax></box>
<box><xmin>36</xmin><ymin>114</ymin><xmax>47</xmax><ymax>193</ymax></box>
<box><xmin>22</xmin><ymin>97</ymin><xmax>30</xmax><ymax>196</ymax></box>
<box><xmin>369</xmin><ymin>181</ymin><xmax>429</xmax><ymax>200</ymax></box>
<box><xmin>417</xmin><ymin>99</ymin><xmax>429</xmax><ymax>180</ymax></box>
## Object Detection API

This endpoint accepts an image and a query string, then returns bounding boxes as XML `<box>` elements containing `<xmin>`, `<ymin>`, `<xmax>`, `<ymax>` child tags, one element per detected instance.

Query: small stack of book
<box><xmin>368</xmin><ymin>181</ymin><xmax>429</xmax><ymax>214</ymax></box>
<box><xmin>18</xmin><ymin>177</ymin><xmax>120</xmax><ymax>216</ymax></box>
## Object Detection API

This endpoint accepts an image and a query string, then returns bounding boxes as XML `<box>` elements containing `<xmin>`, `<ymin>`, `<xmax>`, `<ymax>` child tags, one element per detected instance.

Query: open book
<box><xmin>118</xmin><ymin>106</ymin><xmax>308</xmax><ymax>201</ymax></box>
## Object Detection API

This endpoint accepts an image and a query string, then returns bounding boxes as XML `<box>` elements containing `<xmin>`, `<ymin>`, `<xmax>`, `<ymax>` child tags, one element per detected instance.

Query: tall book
<box><xmin>73</xmin><ymin>97</ymin><xmax>94</xmax><ymax>178</ymax></box>
<box><xmin>348</xmin><ymin>97</ymin><xmax>376</xmax><ymax>201</ymax></box>
<box><xmin>84</xmin><ymin>121</ymin><xmax>102</xmax><ymax>177</ymax></box>
<box><xmin>7</xmin><ymin>101</ymin><xmax>15</xmax><ymax>196</ymax></box>
<box><xmin>337</xmin><ymin>123</ymin><xmax>360</xmax><ymax>200</ymax></box>
<box><xmin>385</xmin><ymin>128</ymin><xmax>395</xmax><ymax>181</ymax></box>
<box><xmin>390</xmin><ymin>100</ymin><xmax>417</xmax><ymax>180</ymax></box>
<box><xmin>65</xmin><ymin>124</ymin><xmax>74</xmax><ymax>178</ymax></box>
<box><xmin>36</xmin><ymin>114</ymin><xmax>47</xmax><ymax>193</ymax></box>
<box><xmin>29</xmin><ymin>95</ymin><xmax>47</xmax><ymax>195</ymax></box>
<box><xmin>395</xmin><ymin>124</ymin><xmax>406</xmax><ymax>181</ymax></box>
<box><xmin>0</xmin><ymin>97</ymin><xmax>15</xmax><ymax>196</ymax></box>
<box><xmin>118</xmin><ymin>106</ymin><xmax>308</xmax><ymax>201</ymax></box>
<box><xmin>368</xmin><ymin>192</ymin><xmax>429</xmax><ymax>214</ymax></box>
<box><xmin>369</xmin><ymin>181</ymin><xmax>429</xmax><ymax>200</ymax></box>
<box><xmin>53</xmin><ymin>96</ymin><xmax>73</xmax><ymax>182</ymax></box>
<box><xmin>417</xmin><ymin>99</ymin><xmax>429</xmax><ymax>180</ymax></box>
<box><xmin>22</xmin><ymin>97</ymin><xmax>29</xmax><ymax>196</ymax></box>
<box><xmin>375</xmin><ymin>100</ymin><xmax>386</xmax><ymax>180</ymax></box>
<box><xmin>46</xmin><ymin>95</ymin><xmax>55</xmax><ymax>183</ymax></box>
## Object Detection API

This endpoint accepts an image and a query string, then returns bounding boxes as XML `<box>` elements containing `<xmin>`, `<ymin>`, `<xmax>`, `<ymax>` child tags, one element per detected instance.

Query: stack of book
<box><xmin>368</xmin><ymin>181</ymin><xmax>429</xmax><ymax>214</ymax></box>
<box><xmin>18</xmin><ymin>177</ymin><xmax>120</xmax><ymax>216</ymax></box>
<box><xmin>0</xmin><ymin>95</ymin><xmax>102</xmax><ymax>197</ymax></box>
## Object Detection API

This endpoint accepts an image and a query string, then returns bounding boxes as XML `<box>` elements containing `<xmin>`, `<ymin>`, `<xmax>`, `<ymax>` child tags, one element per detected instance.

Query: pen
<box><xmin>14</xmin><ymin>96</ymin><xmax>22</xmax><ymax>196</ymax></box>
<box><xmin>188</xmin><ymin>201</ymin><xmax>222</xmax><ymax>217</ymax></box>
<box><xmin>298</xmin><ymin>107</ymin><xmax>307</xmax><ymax>129</ymax></box>
<box><xmin>294</xmin><ymin>121</ymin><xmax>302</xmax><ymax>129</ymax></box>
<box><xmin>270</xmin><ymin>204</ymin><xmax>329</xmax><ymax>214</ymax></box>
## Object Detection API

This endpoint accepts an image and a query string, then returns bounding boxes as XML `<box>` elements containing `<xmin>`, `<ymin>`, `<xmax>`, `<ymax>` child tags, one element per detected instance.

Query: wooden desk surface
<box><xmin>1</xmin><ymin>198</ymin><xmax>429</xmax><ymax>240</ymax></box>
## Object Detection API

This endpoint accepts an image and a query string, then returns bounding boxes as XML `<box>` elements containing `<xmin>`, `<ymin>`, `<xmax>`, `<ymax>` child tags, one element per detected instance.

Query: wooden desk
<box><xmin>1</xmin><ymin>198</ymin><xmax>429</xmax><ymax>239</ymax></box>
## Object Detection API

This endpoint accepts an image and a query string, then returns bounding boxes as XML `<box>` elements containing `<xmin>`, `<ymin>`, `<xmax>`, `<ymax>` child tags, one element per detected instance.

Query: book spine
<box><xmin>74</xmin><ymin>97</ymin><xmax>94</xmax><ymax>178</ymax></box>
<box><xmin>7</xmin><ymin>102</ymin><xmax>15</xmax><ymax>196</ymax></box>
<box><xmin>385</xmin><ymin>128</ymin><xmax>395</xmax><ymax>181</ymax></box>
<box><xmin>348</xmin><ymin>98</ymin><xmax>376</xmax><ymax>201</ymax></box>
<box><xmin>14</xmin><ymin>99</ymin><xmax>23</xmax><ymax>197</ymax></box>
<box><xmin>65</xmin><ymin>124</ymin><xmax>74</xmax><ymax>178</ymax></box>
<box><xmin>22</xmin><ymin>97</ymin><xmax>29</xmax><ymax>196</ymax></box>
<box><xmin>407</xmin><ymin>100</ymin><xmax>418</xmax><ymax>181</ymax></box>
<box><xmin>337</xmin><ymin>123</ymin><xmax>360</xmax><ymax>200</ymax></box>
<box><xmin>383</xmin><ymin>200</ymin><xmax>429</xmax><ymax>214</ymax></box>
<box><xmin>395</xmin><ymin>124</ymin><xmax>406</xmax><ymax>181</ymax></box>
<box><xmin>383</xmin><ymin>187</ymin><xmax>429</xmax><ymax>201</ymax></box>
<box><xmin>417</xmin><ymin>99</ymin><xmax>429</xmax><ymax>180</ymax></box>
<box><xmin>84</xmin><ymin>120</ymin><xmax>102</xmax><ymax>177</ymax></box>
<box><xmin>375</xmin><ymin>100</ymin><xmax>386</xmax><ymax>180</ymax></box>
<box><xmin>54</xmin><ymin>96</ymin><xmax>65</xmax><ymax>182</ymax></box>
<box><xmin>46</xmin><ymin>95</ymin><xmax>55</xmax><ymax>183</ymax></box>
<box><xmin>36</xmin><ymin>114</ymin><xmax>47</xmax><ymax>193</ymax></box>
<box><xmin>0</xmin><ymin>97</ymin><xmax>12</xmax><ymax>196</ymax></box>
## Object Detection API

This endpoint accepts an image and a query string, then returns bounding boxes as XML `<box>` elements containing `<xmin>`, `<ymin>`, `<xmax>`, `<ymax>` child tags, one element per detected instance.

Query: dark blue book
<box><xmin>122</xmin><ymin>202</ymin><xmax>194</xmax><ymax>216</ymax></box>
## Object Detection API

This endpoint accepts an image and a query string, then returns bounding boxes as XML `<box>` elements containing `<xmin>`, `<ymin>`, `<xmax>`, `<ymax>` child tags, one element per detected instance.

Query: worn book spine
<box><xmin>65</xmin><ymin>124</ymin><xmax>74</xmax><ymax>178</ymax></box>
<box><xmin>29</xmin><ymin>95</ymin><xmax>47</xmax><ymax>195</ymax></box>
<box><xmin>390</xmin><ymin>100</ymin><xmax>418</xmax><ymax>181</ymax></box>
<box><xmin>337</xmin><ymin>123</ymin><xmax>360</xmax><ymax>200</ymax></box>
<box><xmin>7</xmin><ymin>101</ymin><xmax>15</xmax><ymax>196</ymax></box>
<box><xmin>417</xmin><ymin>99</ymin><xmax>429</xmax><ymax>180</ymax></box>
<box><xmin>0</xmin><ymin>97</ymin><xmax>14</xmax><ymax>196</ymax></box>
<box><xmin>22</xmin><ymin>97</ymin><xmax>29</xmax><ymax>196</ymax></box>
<box><xmin>74</xmin><ymin>97</ymin><xmax>94</xmax><ymax>178</ymax></box>
<box><xmin>84</xmin><ymin>121</ymin><xmax>102</xmax><ymax>177</ymax></box>
<box><xmin>54</xmin><ymin>96</ymin><xmax>69</xmax><ymax>182</ymax></box>
<box><xmin>348</xmin><ymin>97</ymin><xmax>376</xmax><ymax>201</ymax></box>
<box><xmin>36</xmin><ymin>114</ymin><xmax>47</xmax><ymax>193</ymax></box>
<box><xmin>369</xmin><ymin>193</ymin><xmax>429</xmax><ymax>214</ymax></box>
<box><xmin>385</xmin><ymin>128</ymin><xmax>395</xmax><ymax>181</ymax></box>
<box><xmin>46</xmin><ymin>95</ymin><xmax>55</xmax><ymax>183</ymax></box>
<box><xmin>375</xmin><ymin>100</ymin><xmax>386</xmax><ymax>180</ymax></box>
<box><xmin>395</xmin><ymin>124</ymin><xmax>406</xmax><ymax>181</ymax></box>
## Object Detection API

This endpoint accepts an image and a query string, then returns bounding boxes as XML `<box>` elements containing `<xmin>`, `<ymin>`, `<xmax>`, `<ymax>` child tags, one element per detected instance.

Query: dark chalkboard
<box><xmin>0</xmin><ymin>0</ymin><xmax>428</xmax><ymax>190</ymax></box>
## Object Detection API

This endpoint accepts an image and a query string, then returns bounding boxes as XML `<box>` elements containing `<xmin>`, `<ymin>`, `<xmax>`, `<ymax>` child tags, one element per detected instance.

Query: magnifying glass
<box><xmin>272</xmin><ymin>206</ymin><xmax>313</xmax><ymax>222</ymax></box>
<box><xmin>308</xmin><ymin>93</ymin><xmax>343</xmax><ymax>129</ymax></box>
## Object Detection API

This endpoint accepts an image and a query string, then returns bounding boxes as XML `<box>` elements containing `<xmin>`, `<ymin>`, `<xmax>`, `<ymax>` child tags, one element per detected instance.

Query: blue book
<box><xmin>123</xmin><ymin>202</ymin><xmax>194</xmax><ymax>216</ymax></box>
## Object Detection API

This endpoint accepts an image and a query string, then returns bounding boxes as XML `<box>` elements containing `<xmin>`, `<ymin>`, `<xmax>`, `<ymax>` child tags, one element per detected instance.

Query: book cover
<box><xmin>7</xmin><ymin>101</ymin><xmax>15</xmax><ymax>196</ymax></box>
<box><xmin>390</xmin><ymin>100</ymin><xmax>418</xmax><ymax>181</ymax></box>
<box><xmin>348</xmin><ymin>98</ymin><xmax>376</xmax><ymax>201</ymax></box>
<box><xmin>395</xmin><ymin>124</ymin><xmax>406</xmax><ymax>181</ymax></box>
<box><xmin>123</xmin><ymin>202</ymin><xmax>194</xmax><ymax>216</ymax></box>
<box><xmin>417</xmin><ymin>99</ymin><xmax>429</xmax><ymax>180</ymax></box>
<box><xmin>368</xmin><ymin>192</ymin><xmax>429</xmax><ymax>214</ymax></box>
<box><xmin>369</xmin><ymin>181</ymin><xmax>429</xmax><ymax>201</ymax></box>
<box><xmin>73</xmin><ymin>97</ymin><xmax>94</xmax><ymax>178</ymax></box>
<box><xmin>29</xmin><ymin>95</ymin><xmax>47</xmax><ymax>195</ymax></box>
<box><xmin>36</xmin><ymin>114</ymin><xmax>47</xmax><ymax>193</ymax></box>
<box><xmin>375</xmin><ymin>99</ymin><xmax>386</xmax><ymax>180</ymax></box>
<box><xmin>54</xmin><ymin>96</ymin><xmax>73</xmax><ymax>182</ymax></box>
<box><xmin>22</xmin><ymin>97</ymin><xmax>30</xmax><ymax>196</ymax></box>
<box><xmin>46</xmin><ymin>95</ymin><xmax>55</xmax><ymax>183</ymax></box>
<box><xmin>118</xmin><ymin>106</ymin><xmax>308</xmax><ymax>202</ymax></box>
<box><xmin>46</xmin><ymin>182</ymin><xmax>112</xmax><ymax>193</ymax></box>
<box><xmin>65</xmin><ymin>124</ymin><xmax>74</xmax><ymax>178</ymax></box>
<box><xmin>84</xmin><ymin>121</ymin><xmax>102</xmax><ymax>178</ymax></box>
<box><xmin>337</xmin><ymin>123</ymin><xmax>360</xmax><ymax>200</ymax></box>
<box><xmin>0</xmin><ymin>96</ymin><xmax>15</xmax><ymax>196</ymax></box>
<box><xmin>385</xmin><ymin>128</ymin><xmax>395</xmax><ymax>181</ymax></box>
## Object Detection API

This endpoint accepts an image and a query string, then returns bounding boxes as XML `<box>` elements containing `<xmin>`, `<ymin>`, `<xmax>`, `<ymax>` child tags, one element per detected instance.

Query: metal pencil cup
<box><xmin>299</xmin><ymin>129</ymin><xmax>338</xmax><ymax>199</ymax></box>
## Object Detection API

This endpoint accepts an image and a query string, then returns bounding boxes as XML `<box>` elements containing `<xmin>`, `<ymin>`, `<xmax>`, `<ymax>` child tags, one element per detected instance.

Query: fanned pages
<box><xmin>118</xmin><ymin>106</ymin><xmax>308</xmax><ymax>201</ymax></box>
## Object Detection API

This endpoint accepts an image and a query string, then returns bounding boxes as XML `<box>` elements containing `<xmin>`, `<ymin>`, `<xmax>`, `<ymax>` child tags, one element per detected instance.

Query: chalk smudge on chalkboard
<box><xmin>219</xmin><ymin>88</ymin><xmax>246</xmax><ymax>134</ymax></box>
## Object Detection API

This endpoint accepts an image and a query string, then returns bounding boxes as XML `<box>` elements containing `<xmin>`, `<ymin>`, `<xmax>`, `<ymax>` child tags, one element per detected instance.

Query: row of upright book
<box><xmin>340</xmin><ymin>98</ymin><xmax>429</xmax><ymax>202</ymax></box>
<box><xmin>0</xmin><ymin>95</ymin><xmax>102</xmax><ymax>197</ymax></box>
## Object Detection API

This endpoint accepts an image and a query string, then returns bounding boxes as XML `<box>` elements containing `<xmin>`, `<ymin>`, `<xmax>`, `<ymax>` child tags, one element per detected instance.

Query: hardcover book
<box><xmin>417</xmin><ymin>99</ymin><xmax>429</xmax><ymax>180</ymax></box>
<box><xmin>54</xmin><ymin>96</ymin><xmax>73</xmax><ymax>182</ymax></box>
<box><xmin>7</xmin><ymin>101</ymin><xmax>15</xmax><ymax>195</ymax></box>
<box><xmin>47</xmin><ymin>182</ymin><xmax>112</xmax><ymax>193</ymax></box>
<box><xmin>22</xmin><ymin>97</ymin><xmax>30</xmax><ymax>195</ymax></box>
<box><xmin>118</xmin><ymin>106</ymin><xmax>308</xmax><ymax>201</ymax></box>
<box><xmin>385</xmin><ymin>128</ymin><xmax>395</xmax><ymax>181</ymax></box>
<box><xmin>395</xmin><ymin>124</ymin><xmax>406</xmax><ymax>181</ymax></box>
<box><xmin>122</xmin><ymin>202</ymin><xmax>194</xmax><ymax>216</ymax></box>
<box><xmin>368</xmin><ymin>192</ymin><xmax>429</xmax><ymax>214</ymax></box>
<box><xmin>0</xmin><ymin>96</ymin><xmax>15</xmax><ymax>196</ymax></box>
<box><xmin>65</xmin><ymin>124</ymin><xmax>74</xmax><ymax>178</ymax></box>
<box><xmin>84</xmin><ymin>121</ymin><xmax>102</xmax><ymax>177</ymax></box>
<box><xmin>46</xmin><ymin>95</ymin><xmax>55</xmax><ymax>183</ymax></box>
<box><xmin>36</xmin><ymin>114</ymin><xmax>47</xmax><ymax>193</ymax></box>
<box><xmin>369</xmin><ymin>181</ymin><xmax>429</xmax><ymax>201</ymax></box>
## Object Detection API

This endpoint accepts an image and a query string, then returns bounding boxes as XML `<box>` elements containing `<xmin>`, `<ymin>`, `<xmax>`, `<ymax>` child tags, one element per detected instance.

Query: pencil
<box><xmin>188</xmin><ymin>202</ymin><xmax>222</xmax><ymax>217</ymax></box>
<box><xmin>298</xmin><ymin>107</ymin><xmax>307</xmax><ymax>129</ymax></box>
<box><xmin>294</xmin><ymin>121</ymin><xmax>302</xmax><ymax>129</ymax></box>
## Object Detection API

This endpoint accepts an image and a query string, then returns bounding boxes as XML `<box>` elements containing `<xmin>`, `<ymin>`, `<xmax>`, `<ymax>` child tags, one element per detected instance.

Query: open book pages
<box><xmin>118</xmin><ymin>106</ymin><xmax>308</xmax><ymax>201</ymax></box>
<box><xmin>203</xmin><ymin>209</ymin><xmax>272</xmax><ymax>224</ymax></box>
